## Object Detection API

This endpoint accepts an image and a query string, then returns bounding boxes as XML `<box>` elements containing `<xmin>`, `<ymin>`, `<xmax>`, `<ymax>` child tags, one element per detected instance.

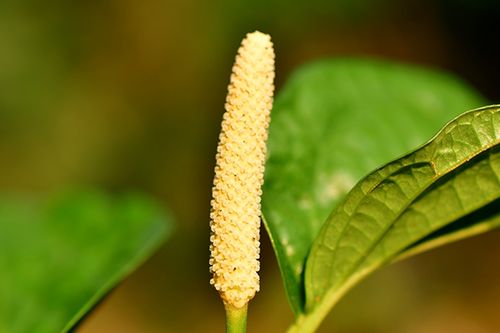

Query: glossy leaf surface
<box><xmin>262</xmin><ymin>59</ymin><xmax>485</xmax><ymax>314</ymax></box>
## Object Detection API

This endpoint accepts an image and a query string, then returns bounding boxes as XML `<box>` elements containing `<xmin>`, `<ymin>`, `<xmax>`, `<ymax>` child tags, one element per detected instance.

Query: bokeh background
<box><xmin>1</xmin><ymin>0</ymin><xmax>499</xmax><ymax>332</ymax></box>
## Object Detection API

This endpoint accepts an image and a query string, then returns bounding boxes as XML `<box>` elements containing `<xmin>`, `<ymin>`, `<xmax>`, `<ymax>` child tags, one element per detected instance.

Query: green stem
<box><xmin>225</xmin><ymin>303</ymin><xmax>248</xmax><ymax>333</ymax></box>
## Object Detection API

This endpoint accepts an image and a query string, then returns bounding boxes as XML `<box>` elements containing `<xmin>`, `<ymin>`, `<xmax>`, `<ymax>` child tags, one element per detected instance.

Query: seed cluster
<box><xmin>209</xmin><ymin>31</ymin><xmax>275</xmax><ymax>309</ymax></box>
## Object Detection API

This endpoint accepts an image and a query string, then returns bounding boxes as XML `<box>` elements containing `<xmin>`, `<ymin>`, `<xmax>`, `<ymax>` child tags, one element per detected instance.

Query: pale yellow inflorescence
<box><xmin>209</xmin><ymin>31</ymin><xmax>275</xmax><ymax>309</ymax></box>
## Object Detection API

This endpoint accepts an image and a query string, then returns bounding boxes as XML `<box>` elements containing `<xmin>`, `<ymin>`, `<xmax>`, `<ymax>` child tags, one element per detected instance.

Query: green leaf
<box><xmin>0</xmin><ymin>190</ymin><xmax>172</xmax><ymax>333</ymax></box>
<box><xmin>262</xmin><ymin>58</ymin><xmax>485</xmax><ymax>314</ymax></box>
<box><xmin>292</xmin><ymin>106</ymin><xmax>499</xmax><ymax>332</ymax></box>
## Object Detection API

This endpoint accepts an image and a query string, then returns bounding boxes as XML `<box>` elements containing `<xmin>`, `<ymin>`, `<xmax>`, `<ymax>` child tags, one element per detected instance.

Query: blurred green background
<box><xmin>1</xmin><ymin>0</ymin><xmax>499</xmax><ymax>332</ymax></box>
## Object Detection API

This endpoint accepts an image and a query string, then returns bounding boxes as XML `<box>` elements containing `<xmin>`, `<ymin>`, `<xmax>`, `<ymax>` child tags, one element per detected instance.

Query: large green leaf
<box><xmin>0</xmin><ymin>190</ymin><xmax>172</xmax><ymax>333</ymax></box>
<box><xmin>289</xmin><ymin>106</ymin><xmax>499</xmax><ymax>332</ymax></box>
<box><xmin>262</xmin><ymin>58</ymin><xmax>485</xmax><ymax>314</ymax></box>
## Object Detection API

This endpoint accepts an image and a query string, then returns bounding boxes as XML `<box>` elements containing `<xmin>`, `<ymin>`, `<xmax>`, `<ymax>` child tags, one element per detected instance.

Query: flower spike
<box><xmin>209</xmin><ymin>31</ymin><xmax>275</xmax><ymax>310</ymax></box>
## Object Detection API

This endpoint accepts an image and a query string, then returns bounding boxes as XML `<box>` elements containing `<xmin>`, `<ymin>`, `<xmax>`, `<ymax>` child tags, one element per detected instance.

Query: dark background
<box><xmin>1</xmin><ymin>0</ymin><xmax>499</xmax><ymax>332</ymax></box>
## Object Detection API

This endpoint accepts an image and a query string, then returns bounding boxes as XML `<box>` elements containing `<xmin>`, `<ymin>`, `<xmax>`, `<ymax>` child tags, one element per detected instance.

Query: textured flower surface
<box><xmin>209</xmin><ymin>31</ymin><xmax>275</xmax><ymax>309</ymax></box>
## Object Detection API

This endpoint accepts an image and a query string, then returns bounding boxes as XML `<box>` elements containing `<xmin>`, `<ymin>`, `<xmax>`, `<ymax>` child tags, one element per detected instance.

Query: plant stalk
<box><xmin>225</xmin><ymin>303</ymin><xmax>248</xmax><ymax>333</ymax></box>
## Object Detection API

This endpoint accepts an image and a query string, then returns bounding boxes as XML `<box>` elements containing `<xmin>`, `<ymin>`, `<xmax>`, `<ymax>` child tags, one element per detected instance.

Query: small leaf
<box><xmin>0</xmin><ymin>190</ymin><xmax>172</xmax><ymax>333</ymax></box>
<box><xmin>262</xmin><ymin>58</ymin><xmax>485</xmax><ymax>314</ymax></box>
<box><xmin>294</xmin><ymin>106</ymin><xmax>499</xmax><ymax>332</ymax></box>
